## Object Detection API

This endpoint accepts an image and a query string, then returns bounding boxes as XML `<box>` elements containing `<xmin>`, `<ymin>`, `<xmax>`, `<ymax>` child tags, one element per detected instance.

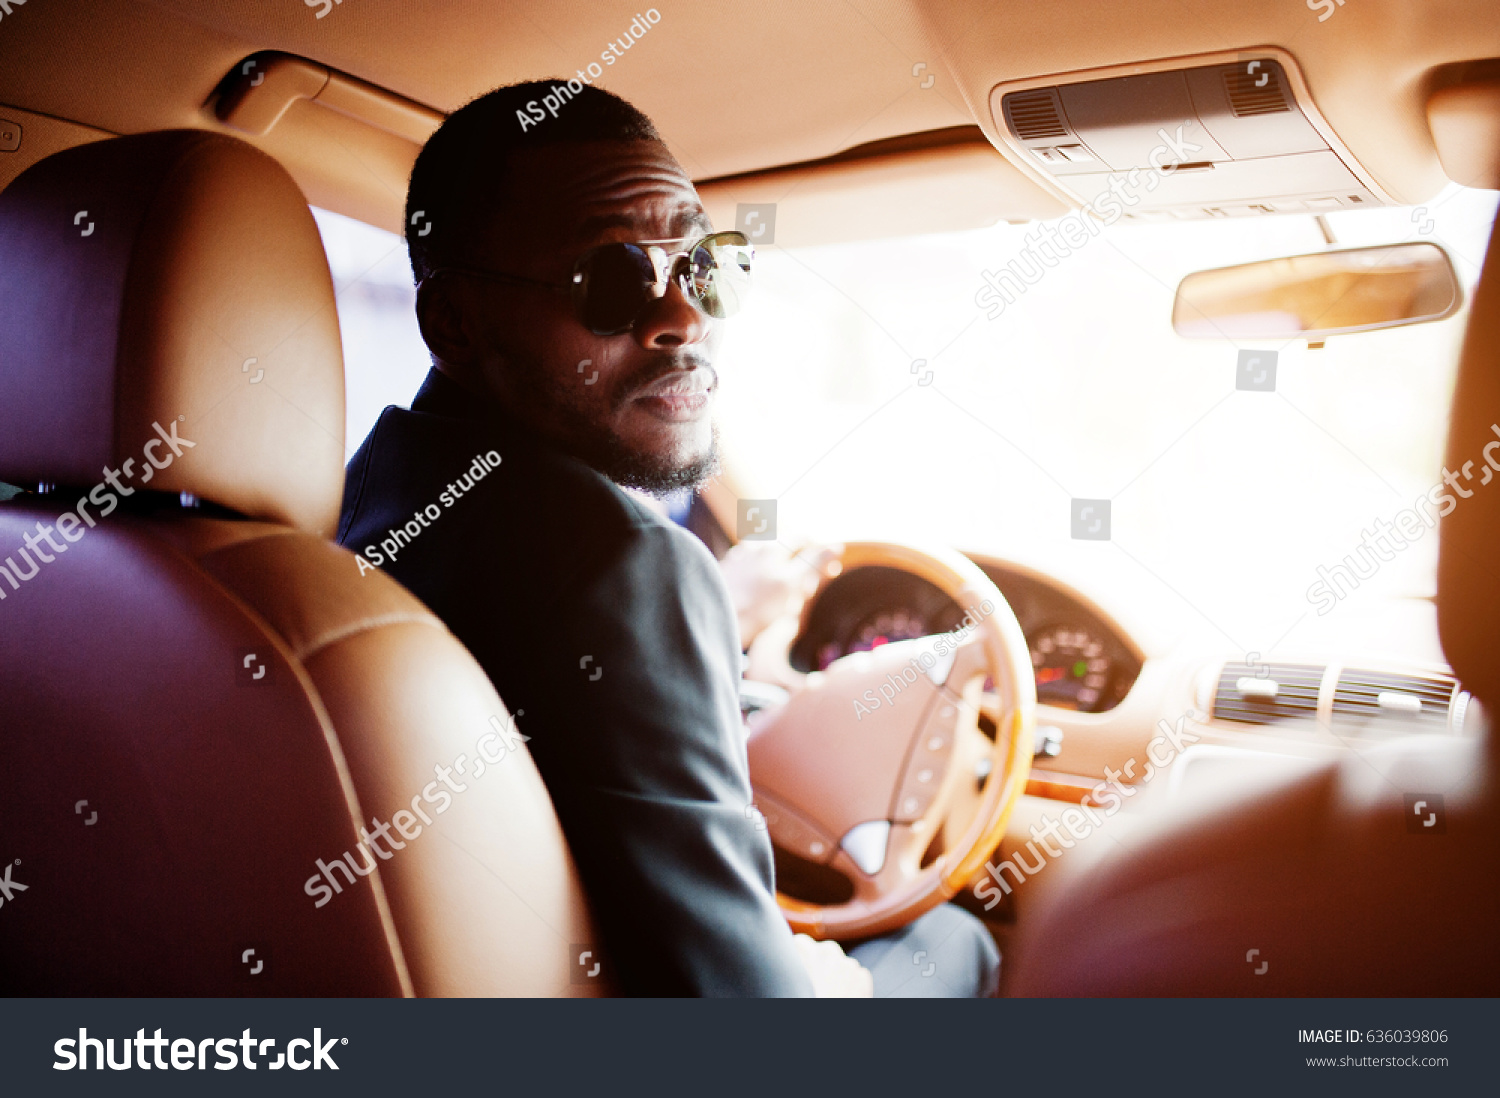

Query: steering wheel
<box><xmin>747</xmin><ymin>542</ymin><xmax>1036</xmax><ymax>941</ymax></box>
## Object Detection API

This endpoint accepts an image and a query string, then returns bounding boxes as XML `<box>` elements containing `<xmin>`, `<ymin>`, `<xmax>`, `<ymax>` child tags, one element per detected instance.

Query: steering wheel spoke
<box><xmin>752</xmin><ymin>542</ymin><xmax>1036</xmax><ymax>940</ymax></box>
<box><xmin>939</xmin><ymin>629</ymin><xmax>991</xmax><ymax>691</ymax></box>
<box><xmin>841</xmin><ymin>822</ymin><xmax>926</xmax><ymax>901</ymax></box>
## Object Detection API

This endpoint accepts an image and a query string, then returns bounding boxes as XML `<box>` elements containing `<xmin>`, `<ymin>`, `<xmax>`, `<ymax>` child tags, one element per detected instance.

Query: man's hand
<box><xmin>792</xmin><ymin>933</ymin><xmax>874</xmax><ymax>997</ymax></box>
<box><xmin>719</xmin><ymin>542</ymin><xmax>834</xmax><ymax>650</ymax></box>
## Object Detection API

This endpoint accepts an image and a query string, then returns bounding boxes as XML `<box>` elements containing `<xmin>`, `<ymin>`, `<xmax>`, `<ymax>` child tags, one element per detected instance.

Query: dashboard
<box><xmin>788</xmin><ymin>557</ymin><xmax>1144</xmax><ymax>714</ymax></box>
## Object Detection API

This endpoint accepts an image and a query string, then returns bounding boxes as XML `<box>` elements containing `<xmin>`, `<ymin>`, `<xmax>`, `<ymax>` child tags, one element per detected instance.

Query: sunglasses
<box><xmin>426</xmin><ymin>231</ymin><xmax>754</xmax><ymax>336</ymax></box>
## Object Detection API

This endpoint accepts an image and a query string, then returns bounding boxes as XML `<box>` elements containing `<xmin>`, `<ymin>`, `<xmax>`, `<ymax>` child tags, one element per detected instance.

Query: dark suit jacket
<box><xmin>338</xmin><ymin>367</ymin><xmax>812</xmax><ymax>996</ymax></box>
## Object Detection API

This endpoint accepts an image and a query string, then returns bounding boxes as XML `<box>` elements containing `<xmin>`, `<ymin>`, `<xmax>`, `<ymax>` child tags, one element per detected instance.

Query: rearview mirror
<box><xmin>1172</xmin><ymin>242</ymin><xmax>1463</xmax><ymax>341</ymax></box>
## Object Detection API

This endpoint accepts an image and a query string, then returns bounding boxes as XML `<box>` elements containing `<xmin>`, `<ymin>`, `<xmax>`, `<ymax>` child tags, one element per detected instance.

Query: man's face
<box><xmin>431</xmin><ymin>139</ymin><xmax>723</xmax><ymax>493</ymax></box>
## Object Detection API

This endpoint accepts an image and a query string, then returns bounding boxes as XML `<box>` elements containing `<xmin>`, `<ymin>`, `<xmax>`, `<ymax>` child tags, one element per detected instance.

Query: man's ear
<box><xmin>415</xmin><ymin>275</ymin><xmax>478</xmax><ymax>366</ymax></box>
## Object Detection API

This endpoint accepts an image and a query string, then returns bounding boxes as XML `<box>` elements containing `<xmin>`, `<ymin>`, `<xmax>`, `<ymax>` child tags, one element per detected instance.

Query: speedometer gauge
<box><xmin>1030</xmin><ymin>624</ymin><xmax>1113</xmax><ymax>711</ymax></box>
<box><xmin>816</xmin><ymin>607</ymin><xmax>932</xmax><ymax>670</ymax></box>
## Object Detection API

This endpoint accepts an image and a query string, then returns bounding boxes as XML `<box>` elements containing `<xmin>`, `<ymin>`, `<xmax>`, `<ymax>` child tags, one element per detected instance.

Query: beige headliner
<box><xmin>0</xmin><ymin>0</ymin><xmax>1496</xmax><ymax>238</ymax></box>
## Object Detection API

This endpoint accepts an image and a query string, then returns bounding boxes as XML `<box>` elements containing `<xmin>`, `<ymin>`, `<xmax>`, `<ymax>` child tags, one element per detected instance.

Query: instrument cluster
<box><xmin>791</xmin><ymin>559</ymin><xmax>1140</xmax><ymax>714</ymax></box>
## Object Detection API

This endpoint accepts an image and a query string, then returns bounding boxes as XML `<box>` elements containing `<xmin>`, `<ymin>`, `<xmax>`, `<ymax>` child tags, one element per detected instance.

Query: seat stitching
<box><xmin>190</xmin><ymin>528</ymin><xmax>449</xmax><ymax>671</ymax></box>
<box><xmin>139</xmin><ymin>521</ymin><xmax>418</xmax><ymax>996</ymax></box>
<box><xmin>196</xmin><ymin>525</ymin><xmax>304</xmax><ymax>553</ymax></box>
<box><xmin>297</xmin><ymin>610</ymin><xmax>446</xmax><ymax>663</ymax></box>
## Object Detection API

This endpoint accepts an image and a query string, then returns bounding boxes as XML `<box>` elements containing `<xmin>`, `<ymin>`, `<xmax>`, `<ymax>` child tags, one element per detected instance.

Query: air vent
<box><xmin>1213</xmin><ymin>662</ymin><xmax>1323</xmax><ymax>725</ymax></box>
<box><xmin>1004</xmin><ymin>89</ymin><xmax>1070</xmax><ymax>141</ymax></box>
<box><xmin>1331</xmin><ymin>669</ymin><xmax>1458</xmax><ymax>732</ymax></box>
<box><xmin>1223</xmin><ymin>65</ymin><xmax>1290</xmax><ymax>116</ymax></box>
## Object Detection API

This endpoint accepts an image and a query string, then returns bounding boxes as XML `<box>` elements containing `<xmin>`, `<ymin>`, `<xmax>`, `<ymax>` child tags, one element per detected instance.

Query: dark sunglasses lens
<box><xmin>690</xmin><ymin>232</ymin><xmax>753</xmax><ymax>319</ymax></box>
<box><xmin>578</xmin><ymin>244</ymin><xmax>655</xmax><ymax>334</ymax></box>
<box><xmin>577</xmin><ymin>233</ymin><xmax>753</xmax><ymax>333</ymax></box>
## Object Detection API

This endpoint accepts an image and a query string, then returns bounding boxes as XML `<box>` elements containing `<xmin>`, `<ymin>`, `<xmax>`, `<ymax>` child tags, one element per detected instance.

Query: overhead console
<box><xmin>988</xmin><ymin>48</ymin><xmax>1392</xmax><ymax>221</ymax></box>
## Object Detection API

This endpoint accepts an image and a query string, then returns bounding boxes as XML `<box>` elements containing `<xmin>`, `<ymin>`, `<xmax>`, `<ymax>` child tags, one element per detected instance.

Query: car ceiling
<box><xmin>0</xmin><ymin>0</ymin><xmax>1496</xmax><ymax>235</ymax></box>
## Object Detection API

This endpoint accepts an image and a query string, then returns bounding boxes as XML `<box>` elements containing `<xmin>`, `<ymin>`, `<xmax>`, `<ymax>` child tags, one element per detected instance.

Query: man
<box><xmin>338</xmin><ymin>81</ymin><xmax>999</xmax><ymax>996</ymax></box>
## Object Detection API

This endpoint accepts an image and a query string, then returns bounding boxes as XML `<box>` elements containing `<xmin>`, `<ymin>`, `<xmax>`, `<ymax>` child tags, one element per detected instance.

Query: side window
<box><xmin>311</xmin><ymin>208</ymin><xmax>432</xmax><ymax>460</ymax></box>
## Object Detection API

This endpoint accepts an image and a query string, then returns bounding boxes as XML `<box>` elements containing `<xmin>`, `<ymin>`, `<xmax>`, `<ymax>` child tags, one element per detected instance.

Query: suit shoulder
<box><xmin>562</xmin><ymin>505</ymin><xmax>730</xmax><ymax>626</ymax></box>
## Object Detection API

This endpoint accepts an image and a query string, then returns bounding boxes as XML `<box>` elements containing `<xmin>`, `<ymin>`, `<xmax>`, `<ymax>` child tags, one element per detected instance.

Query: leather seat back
<box><xmin>1439</xmin><ymin>214</ymin><xmax>1500</xmax><ymax>718</ymax></box>
<box><xmin>0</xmin><ymin>130</ymin><xmax>602</xmax><ymax>995</ymax></box>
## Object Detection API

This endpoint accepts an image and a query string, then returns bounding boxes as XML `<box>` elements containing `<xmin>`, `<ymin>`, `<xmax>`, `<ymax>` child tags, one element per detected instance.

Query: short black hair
<box><xmin>404</xmin><ymin>80</ymin><xmax>662</xmax><ymax>285</ymax></box>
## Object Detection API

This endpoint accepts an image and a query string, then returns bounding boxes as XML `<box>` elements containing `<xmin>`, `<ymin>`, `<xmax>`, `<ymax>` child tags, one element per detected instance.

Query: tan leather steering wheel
<box><xmin>747</xmin><ymin>542</ymin><xmax>1036</xmax><ymax>941</ymax></box>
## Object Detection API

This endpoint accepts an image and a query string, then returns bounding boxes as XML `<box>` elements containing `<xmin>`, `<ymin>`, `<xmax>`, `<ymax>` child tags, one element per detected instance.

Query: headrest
<box><xmin>1438</xmin><ymin>212</ymin><xmax>1500</xmax><ymax>710</ymax></box>
<box><xmin>0</xmin><ymin>130</ymin><xmax>344</xmax><ymax>536</ymax></box>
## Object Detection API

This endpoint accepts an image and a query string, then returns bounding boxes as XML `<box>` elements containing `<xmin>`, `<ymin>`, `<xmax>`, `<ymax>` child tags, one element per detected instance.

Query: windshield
<box><xmin>712</xmin><ymin>186</ymin><xmax>1499</xmax><ymax>651</ymax></box>
<box><xmin>317</xmin><ymin>186</ymin><xmax>1499</xmax><ymax>656</ymax></box>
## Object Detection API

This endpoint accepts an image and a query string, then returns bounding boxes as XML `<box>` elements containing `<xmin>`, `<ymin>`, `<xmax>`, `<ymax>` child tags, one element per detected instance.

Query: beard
<box><xmin>505</xmin><ymin>351</ymin><xmax>722</xmax><ymax>497</ymax></box>
<box><xmin>590</xmin><ymin>420</ymin><xmax>722</xmax><ymax>496</ymax></box>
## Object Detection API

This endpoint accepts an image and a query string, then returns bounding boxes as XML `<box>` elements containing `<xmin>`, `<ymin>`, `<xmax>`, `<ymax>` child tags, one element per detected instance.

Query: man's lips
<box><xmin>629</xmin><ymin>369</ymin><xmax>716</xmax><ymax>422</ymax></box>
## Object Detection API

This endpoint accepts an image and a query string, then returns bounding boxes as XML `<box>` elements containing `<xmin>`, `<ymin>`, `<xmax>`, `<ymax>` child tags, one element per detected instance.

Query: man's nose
<box><xmin>632</xmin><ymin>276</ymin><xmax>711</xmax><ymax>350</ymax></box>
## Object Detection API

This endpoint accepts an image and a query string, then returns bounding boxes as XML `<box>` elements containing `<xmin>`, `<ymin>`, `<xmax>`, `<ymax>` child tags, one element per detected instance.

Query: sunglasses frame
<box><xmin>423</xmin><ymin>230</ymin><xmax>753</xmax><ymax>336</ymax></box>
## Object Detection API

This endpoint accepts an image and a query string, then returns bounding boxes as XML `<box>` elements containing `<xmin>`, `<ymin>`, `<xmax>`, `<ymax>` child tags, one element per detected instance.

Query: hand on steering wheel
<box><xmin>747</xmin><ymin>542</ymin><xmax>1036</xmax><ymax>940</ymax></box>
